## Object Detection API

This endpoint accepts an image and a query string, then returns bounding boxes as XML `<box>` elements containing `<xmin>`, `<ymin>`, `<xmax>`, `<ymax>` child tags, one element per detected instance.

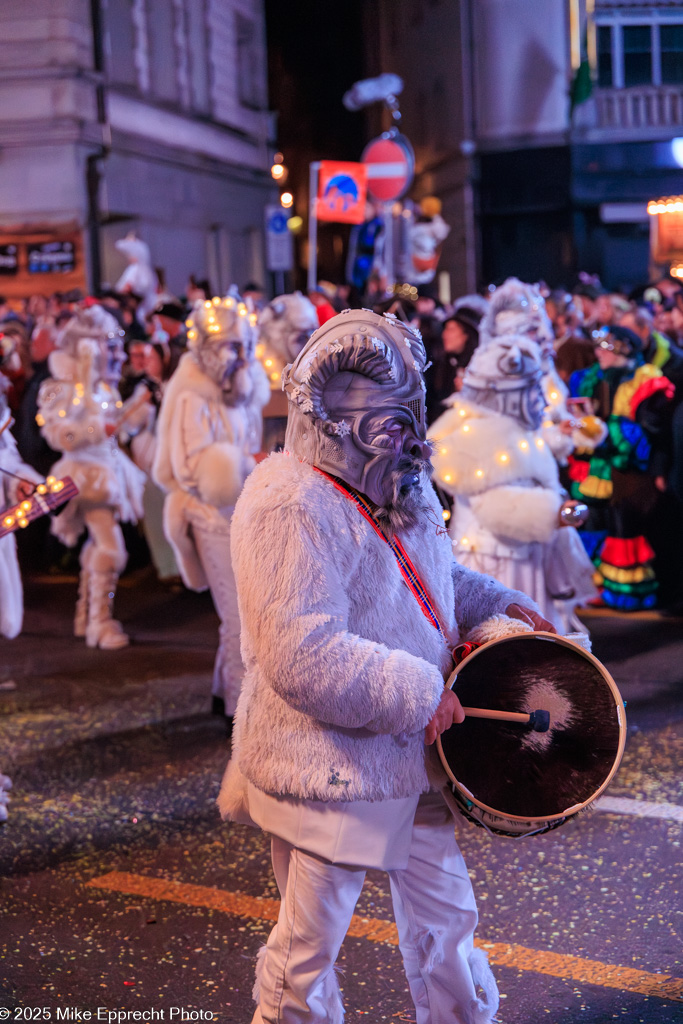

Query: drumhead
<box><xmin>437</xmin><ymin>632</ymin><xmax>626</xmax><ymax>831</ymax></box>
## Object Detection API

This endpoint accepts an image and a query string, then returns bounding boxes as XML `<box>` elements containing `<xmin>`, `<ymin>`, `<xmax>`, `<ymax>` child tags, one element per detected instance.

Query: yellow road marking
<box><xmin>87</xmin><ymin>871</ymin><xmax>683</xmax><ymax>1002</ymax></box>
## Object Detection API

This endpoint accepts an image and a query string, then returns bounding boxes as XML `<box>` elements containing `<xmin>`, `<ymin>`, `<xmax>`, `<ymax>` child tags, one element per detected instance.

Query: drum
<box><xmin>436</xmin><ymin>631</ymin><xmax>626</xmax><ymax>838</ymax></box>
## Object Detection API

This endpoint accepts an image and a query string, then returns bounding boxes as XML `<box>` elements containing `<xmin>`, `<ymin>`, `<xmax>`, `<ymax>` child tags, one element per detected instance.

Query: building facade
<box><xmin>366</xmin><ymin>0</ymin><xmax>683</xmax><ymax>296</ymax></box>
<box><xmin>0</xmin><ymin>0</ymin><xmax>274</xmax><ymax>301</ymax></box>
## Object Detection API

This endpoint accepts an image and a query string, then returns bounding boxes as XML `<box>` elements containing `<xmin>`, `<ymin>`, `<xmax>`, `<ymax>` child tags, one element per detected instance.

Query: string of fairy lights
<box><xmin>2</xmin><ymin>476</ymin><xmax>66</xmax><ymax>531</ymax></box>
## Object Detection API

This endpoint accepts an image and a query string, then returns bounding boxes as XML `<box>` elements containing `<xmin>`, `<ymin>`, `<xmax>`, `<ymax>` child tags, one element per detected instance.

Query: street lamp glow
<box><xmin>271</xmin><ymin>163</ymin><xmax>286</xmax><ymax>181</ymax></box>
<box><xmin>280</xmin><ymin>192</ymin><xmax>294</xmax><ymax>208</ymax></box>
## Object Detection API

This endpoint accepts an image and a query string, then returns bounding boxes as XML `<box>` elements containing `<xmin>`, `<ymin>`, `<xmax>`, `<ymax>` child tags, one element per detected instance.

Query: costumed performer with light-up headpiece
<box><xmin>153</xmin><ymin>292</ymin><xmax>269</xmax><ymax>722</ymax></box>
<box><xmin>430</xmin><ymin>332</ymin><xmax>597</xmax><ymax>633</ymax></box>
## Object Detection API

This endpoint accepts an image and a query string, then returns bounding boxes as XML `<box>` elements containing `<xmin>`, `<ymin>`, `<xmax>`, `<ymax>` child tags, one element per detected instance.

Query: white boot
<box><xmin>0</xmin><ymin>773</ymin><xmax>12</xmax><ymax>823</ymax></box>
<box><xmin>85</xmin><ymin>570</ymin><xmax>129</xmax><ymax>650</ymax></box>
<box><xmin>74</xmin><ymin>568</ymin><xmax>90</xmax><ymax>637</ymax></box>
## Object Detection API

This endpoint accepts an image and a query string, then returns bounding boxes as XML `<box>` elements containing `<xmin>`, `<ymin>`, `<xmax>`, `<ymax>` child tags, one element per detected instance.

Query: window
<box><xmin>147</xmin><ymin>0</ymin><xmax>179</xmax><ymax>102</ymax></box>
<box><xmin>186</xmin><ymin>0</ymin><xmax>210</xmax><ymax>113</ymax></box>
<box><xmin>597</xmin><ymin>25</ymin><xmax>613</xmax><ymax>88</ymax></box>
<box><xmin>595</xmin><ymin>21</ymin><xmax>683</xmax><ymax>90</ymax></box>
<box><xmin>622</xmin><ymin>25</ymin><xmax>652</xmax><ymax>87</ymax></box>
<box><xmin>661</xmin><ymin>24</ymin><xmax>683</xmax><ymax>85</ymax></box>
<box><xmin>104</xmin><ymin>0</ymin><xmax>137</xmax><ymax>88</ymax></box>
<box><xmin>236</xmin><ymin>13</ymin><xmax>263</xmax><ymax>110</ymax></box>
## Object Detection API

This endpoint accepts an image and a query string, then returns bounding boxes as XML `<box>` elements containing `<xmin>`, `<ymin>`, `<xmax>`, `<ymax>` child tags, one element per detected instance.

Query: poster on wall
<box><xmin>0</xmin><ymin>244</ymin><xmax>18</xmax><ymax>275</ymax></box>
<box><xmin>27</xmin><ymin>240</ymin><xmax>75</xmax><ymax>274</ymax></box>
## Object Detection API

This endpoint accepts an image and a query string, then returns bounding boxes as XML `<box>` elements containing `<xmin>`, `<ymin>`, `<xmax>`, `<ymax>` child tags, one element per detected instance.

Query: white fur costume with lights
<box><xmin>153</xmin><ymin>295</ymin><xmax>269</xmax><ymax>715</ymax></box>
<box><xmin>430</xmin><ymin>334</ymin><xmax>596</xmax><ymax>632</ymax></box>
<box><xmin>37</xmin><ymin>306</ymin><xmax>146</xmax><ymax>650</ymax></box>
<box><xmin>481</xmin><ymin>278</ymin><xmax>605</xmax><ymax>463</ymax></box>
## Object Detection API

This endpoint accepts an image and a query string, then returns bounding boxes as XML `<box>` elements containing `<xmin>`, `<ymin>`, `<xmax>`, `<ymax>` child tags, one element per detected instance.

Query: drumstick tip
<box><xmin>528</xmin><ymin>709</ymin><xmax>550</xmax><ymax>732</ymax></box>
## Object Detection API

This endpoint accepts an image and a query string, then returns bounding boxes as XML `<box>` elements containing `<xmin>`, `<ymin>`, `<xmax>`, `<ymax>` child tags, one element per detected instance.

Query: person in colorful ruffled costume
<box><xmin>568</xmin><ymin>325</ymin><xmax>675</xmax><ymax>611</ymax></box>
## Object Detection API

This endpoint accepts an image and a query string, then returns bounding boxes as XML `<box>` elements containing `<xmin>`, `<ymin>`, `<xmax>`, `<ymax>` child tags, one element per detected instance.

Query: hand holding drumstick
<box><xmin>424</xmin><ymin>603</ymin><xmax>556</xmax><ymax>744</ymax></box>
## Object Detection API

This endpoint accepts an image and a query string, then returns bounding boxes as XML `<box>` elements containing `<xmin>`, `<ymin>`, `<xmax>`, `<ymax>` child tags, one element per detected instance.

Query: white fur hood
<box><xmin>218</xmin><ymin>454</ymin><xmax>534</xmax><ymax>810</ymax></box>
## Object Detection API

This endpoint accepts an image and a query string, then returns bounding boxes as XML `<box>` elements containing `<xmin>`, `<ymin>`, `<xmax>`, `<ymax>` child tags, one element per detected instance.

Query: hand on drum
<box><xmin>425</xmin><ymin>688</ymin><xmax>465</xmax><ymax>745</ymax></box>
<box><xmin>505</xmin><ymin>602</ymin><xmax>557</xmax><ymax>634</ymax></box>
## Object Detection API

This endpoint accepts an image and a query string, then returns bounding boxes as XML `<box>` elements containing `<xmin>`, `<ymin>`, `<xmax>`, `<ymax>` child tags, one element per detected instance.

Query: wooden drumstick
<box><xmin>461</xmin><ymin>707</ymin><xmax>550</xmax><ymax>732</ymax></box>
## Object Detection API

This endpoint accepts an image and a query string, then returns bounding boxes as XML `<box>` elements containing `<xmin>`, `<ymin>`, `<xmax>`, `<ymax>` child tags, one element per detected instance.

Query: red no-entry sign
<box><xmin>361</xmin><ymin>134</ymin><xmax>414</xmax><ymax>202</ymax></box>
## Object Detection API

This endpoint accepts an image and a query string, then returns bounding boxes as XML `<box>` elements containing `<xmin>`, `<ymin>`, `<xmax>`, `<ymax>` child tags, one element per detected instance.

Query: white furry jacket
<box><xmin>152</xmin><ymin>352</ymin><xmax>269</xmax><ymax>590</ymax></box>
<box><xmin>429</xmin><ymin>397</ymin><xmax>564</xmax><ymax>561</ymax></box>
<box><xmin>218</xmin><ymin>454</ymin><xmax>535</xmax><ymax>809</ymax></box>
<box><xmin>0</xmin><ymin>423</ymin><xmax>41</xmax><ymax>638</ymax></box>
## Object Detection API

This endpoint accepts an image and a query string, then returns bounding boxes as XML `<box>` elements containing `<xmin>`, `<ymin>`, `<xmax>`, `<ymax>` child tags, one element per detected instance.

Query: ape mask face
<box><xmin>283</xmin><ymin>309</ymin><xmax>433</xmax><ymax>532</ymax></box>
<box><xmin>460</xmin><ymin>335</ymin><xmax>546</xmax><ymax>431</ymax></box>
<box><xmin>186</xmin><ymin>295</ymin><xmax>257</xmax><ymax>406</ymax></box>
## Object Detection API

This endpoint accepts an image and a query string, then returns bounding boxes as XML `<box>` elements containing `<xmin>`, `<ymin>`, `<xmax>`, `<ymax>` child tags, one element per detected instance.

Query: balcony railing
<box><xmin>594</xmin><ymin>85</ymin><xmax>683</xmax><ymax>132</ymax></box>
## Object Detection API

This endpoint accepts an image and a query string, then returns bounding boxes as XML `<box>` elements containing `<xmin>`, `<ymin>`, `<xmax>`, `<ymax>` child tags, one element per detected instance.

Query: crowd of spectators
<box><xmin>1</xmin><ymin>268</ymin><xmax>682</xmax><ymax>614</ymax></box>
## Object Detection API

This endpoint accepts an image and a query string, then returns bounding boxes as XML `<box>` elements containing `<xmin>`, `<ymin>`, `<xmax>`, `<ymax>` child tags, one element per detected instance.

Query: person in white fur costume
<box><xmin>218</xmin><ymin>308</ymin><xmax>554</xmax><ymax>1024</ymax></box>
<box><xmin>480</xmin><ymin>277</ymin><xmax>606</xmax><ymax>464</ymax></box>
<box><xmin>114</xmin><ymin>234</ymin><xmax>159</xmax><ymax>321</ymax></box>
<box><xmin>429</xmin><ymin>333</ymin><xmax>596</xmax><ymax>633</ymax></box>
<box><xmin>1</xmin><ymin>338</ymin><xmax>46</xmax><ymax>824</ymax></box>
<box><xmin>256</xmin><ymin>291</ymin><xmax>318</xmax><ymax>452</ymax></box>
<box><xmin>153</xmin><ymin>293</ymin><xmax>270</xmax><ymax>720</ymax></box>
<box><xmin>37</xmin><ymin>305</ymin><xmax>146</xmax><ymax>650</ymax></box>
<box><xmin>0</xmin><ymin>338</ymin><xmax>43</xmax><ymax>640</ymax></box>
<box><xmin>257</xmin><ymin>291</ymin><xmax>319</xmax><ymax>386</ymax></box>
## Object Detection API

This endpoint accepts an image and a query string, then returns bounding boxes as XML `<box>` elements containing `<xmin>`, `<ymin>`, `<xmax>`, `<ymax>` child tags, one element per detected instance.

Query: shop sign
<box><xmin>27</xmin><ymin>240</ymin><xmax>76</xmax><ymax>274</ymax></box>
<box><xmin>0</xmin><ymin>244</ymin><xmax>18</xmax><ymax>275</ymax></box>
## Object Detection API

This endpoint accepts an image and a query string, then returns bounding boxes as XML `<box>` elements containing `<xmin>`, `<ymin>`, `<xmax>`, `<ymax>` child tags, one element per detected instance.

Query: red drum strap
<box><xmin>312</xmin><ymin>466</ymin><xmax>448</xmax><ymax>644</ymax></box>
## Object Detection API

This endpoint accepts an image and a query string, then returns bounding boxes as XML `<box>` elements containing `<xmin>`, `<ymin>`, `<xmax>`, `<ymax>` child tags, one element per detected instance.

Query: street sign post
<box><xmin>307</xmin><ymin>161</ymin><xmax>368</xmax><ymax>292</ymax></box>
<box><xmin>265</xmin><ymin>205</ymin><xmax>293</xmax><ymax>272</ymax></box>
<box><xmin>361</xmin><ymin>134</ymin><xmax>414</xmax><ymax>203</ymax></box>
<box><xmin>361</xmin><ymin>134</ymin><xmax>414</xmax><ymax>292</ymax></box>
<box><xmin>265</xmin><ymin>204</ymin><xmax>293</xmax><ymax>294</ymax></box>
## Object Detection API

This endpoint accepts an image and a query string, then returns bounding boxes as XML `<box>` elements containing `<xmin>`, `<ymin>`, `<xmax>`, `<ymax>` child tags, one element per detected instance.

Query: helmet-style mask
<box><xmin>257</xmin><ymin>291</ymin><xmax>318</xmax><ymax>368</ymax></box>
<box><xmin>480</xmin><ymin>278</ymin><xmax>554</xmax><ymax>367</ymax></box>
<box><xmin>460</xmin><ymin>334</ymin><xmax>545</xmax><ymax>431</ymax></box>
<box><xmin>54</xmin><ymin>305</ymin><xmax>126</xmax><ymax>388</ymax></box>
<box><xmin>186</xmin><ymin>293</ymin><xmax>257</xmax><ymax>405</ymax></box>
<box><xmin>283</xmin><ymin>309</ymin><xmax>431</xmax><ymax>520</ymax></box>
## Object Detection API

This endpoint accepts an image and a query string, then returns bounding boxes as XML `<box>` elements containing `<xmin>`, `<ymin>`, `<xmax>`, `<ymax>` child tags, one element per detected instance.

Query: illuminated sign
<box><xmin>0</xmin><ymin>244</ymin><xmax>18</xmax><ymax>275</ymax></box>
<box><xmin>27</xmin><ymin>240</ymin><xmax>75</xmax><ymax>274</ymax></box>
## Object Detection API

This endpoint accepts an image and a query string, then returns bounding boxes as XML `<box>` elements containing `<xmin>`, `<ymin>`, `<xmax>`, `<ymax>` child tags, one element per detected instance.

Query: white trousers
<box><xmin>192</xmin><ymin>522</ymin><xmax>243</xmax><ymax>715</ymax></box>
<box><xmin>251</xmin><ymin>794</ymin><xmax>498</xmax><ymax>1024</ymax></box>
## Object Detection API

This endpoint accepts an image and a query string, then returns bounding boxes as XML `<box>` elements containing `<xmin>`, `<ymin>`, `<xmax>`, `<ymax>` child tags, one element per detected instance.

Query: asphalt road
<box><xmin>1</xmin><ymin>571</ymin><xmax>682</xmax><ymax>1024</ymax></box>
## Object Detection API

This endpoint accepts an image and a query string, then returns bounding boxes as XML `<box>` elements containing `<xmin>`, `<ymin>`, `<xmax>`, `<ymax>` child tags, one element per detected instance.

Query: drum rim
<box><xmin>436</xmin><ymin>631</ymin><xmax>627</xmax><ymax>824</ymax></box>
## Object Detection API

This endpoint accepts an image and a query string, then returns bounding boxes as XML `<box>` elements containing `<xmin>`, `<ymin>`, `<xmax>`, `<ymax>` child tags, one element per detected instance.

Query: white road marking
<box><xmin>595</xmin><ymin>795</ymin><xmax>683</xmax><ymax>823</ymax></box>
